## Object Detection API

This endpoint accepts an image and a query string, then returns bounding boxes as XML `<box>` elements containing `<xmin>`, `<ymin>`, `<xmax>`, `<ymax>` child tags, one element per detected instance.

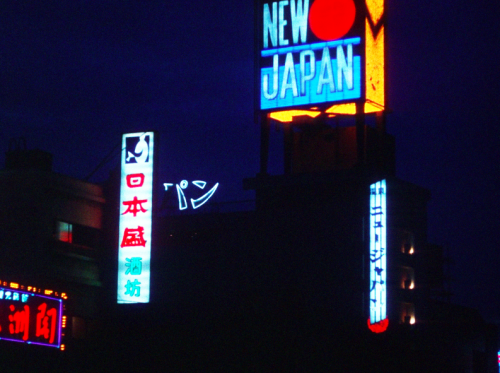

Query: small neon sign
<box><xmin>0</xmin><ymin>286</ymin><xmax>64</xmax><ymax>348</ymax></box>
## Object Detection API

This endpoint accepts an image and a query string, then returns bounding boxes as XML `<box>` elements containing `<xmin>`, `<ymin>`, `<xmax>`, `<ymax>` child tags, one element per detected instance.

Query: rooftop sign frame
<box><xmin>256</xmin><ymin>0</ymin><xmax>385</xmax><ymax>118</ymax></box>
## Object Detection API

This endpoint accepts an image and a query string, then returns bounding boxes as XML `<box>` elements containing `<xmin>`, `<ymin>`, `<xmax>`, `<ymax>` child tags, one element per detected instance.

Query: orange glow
<box><xmin>60</xmin><ymin>344</ymin><xmax>65</xmax><ymax>351</ymax></box>
<box><xmin>409</xmin><ymin>247</ymin><xmax>414</xmax><ymax>254</ymax></box>
<box><xmin>44</xmin><ymin>290</ymin><xmax>54</xmax><ymax>295</ymax></box>
<box><xmin>367</xmin><ymin>318</ymin><xmax>389</xmax><ymax>333</ymax></box>
<box><xmin>62</xmin><ymin>316</ymin><xmax>67</xmax><ymax>328</ymax></box>
<box><xmin>10</xmin><ymin>282</ymin><xmax>19</xmax><ymax>289</ymax></box>
<box><xmin>410</xmin><ymin>316</ymin><xmax>416</xmax><ymax>325</ymax></box>
<box><xmin>409</xmin><ymin>281</ymin><xmax>414</xmax><ymax>289</ymax></box>
<box><xmin>269</xmin><ymin>110</ymin><xmax>321</xmax><ymax>123</ymax></box>
<box><xmin>61</xmin><ymin>293</ymin><xmax>68</xmax><ymax>300</ymax></box>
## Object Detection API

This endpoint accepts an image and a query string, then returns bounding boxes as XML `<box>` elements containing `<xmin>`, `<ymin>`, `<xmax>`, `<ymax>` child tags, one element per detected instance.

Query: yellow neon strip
<box><xmin>365</xmin><ymin>22</ymin><xmax>384</xmax><ymax>111</ymax></box>
<box><xmin>366</xmin><ymin>0</ymin><xmax>384</xmax><ymax>25</ymax></box>
<box><xmin>269</xmin><ymin>110</ymin><xmax>321</xmax><ymax>123</ymax></box>
<box><xmin>325</xmin><ymin>103</ymin><xmax>357</xmax><ymax>115</ymax></box>
<box><xmin>365</xmin><ymin>0</ymin><xmax>385</xmax><ymax>112</ymax></box>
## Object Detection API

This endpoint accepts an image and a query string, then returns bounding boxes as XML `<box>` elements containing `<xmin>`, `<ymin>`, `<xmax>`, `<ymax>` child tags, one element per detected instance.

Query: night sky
<box><xmin>1</xmin><ymin>1</ymin><xmax>499</xmax><ymax>321</ymax></box>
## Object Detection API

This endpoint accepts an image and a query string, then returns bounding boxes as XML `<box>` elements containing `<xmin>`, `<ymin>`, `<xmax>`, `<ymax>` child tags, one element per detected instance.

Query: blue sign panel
<box><xmin>259</xmin><ymin>0</ymin><xmax>364</xmax><ymax>111</ymax></box>
<box><xmin>118</xmin><ymin>132</ymin><xmax>155</xmax><ymax>304</ymax></box>
<box><xmin>369</xmin><ymin>179</ymin><xmax>387</xmax><ymax>325</ymax></box>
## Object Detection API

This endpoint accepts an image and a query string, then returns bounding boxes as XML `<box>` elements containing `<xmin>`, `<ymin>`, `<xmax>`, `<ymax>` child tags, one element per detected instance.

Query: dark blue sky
<box><xmin>1</xmin><ymin>1</ymin><xmax>499</xmax><ymax>321</ymax></box>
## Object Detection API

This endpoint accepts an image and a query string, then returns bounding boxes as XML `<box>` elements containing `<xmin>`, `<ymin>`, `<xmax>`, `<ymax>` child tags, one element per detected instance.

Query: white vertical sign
<box><xmin>117</xmin><ymin>132</ymin><xmax>154</xmax><ymax>304</ymax></box>
<box><xmin>369</xmin><ymin>179</ymin><xmax>387</xmax><ymax>324</ymax></box>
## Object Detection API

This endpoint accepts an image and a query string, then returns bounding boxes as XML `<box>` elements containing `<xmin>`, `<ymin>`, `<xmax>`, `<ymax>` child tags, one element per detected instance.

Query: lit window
<box><xmin>400</xmin><ymin>266</ymin><xmax>415</xmax><ymax>289</ymax></box>
<box><xmin>401</xmin><ymin>231</ymin><xmax>415</xmax><ymax>254</ymax></box>
<box><xmin>401</xmin><ymin>302</ymin><xmax>415</xmax><ymax>324</ymax></box>
<box><xmin>56</xmin><ymin>221</ymin><xmax>73</xmax><ymax>243</ymax></box>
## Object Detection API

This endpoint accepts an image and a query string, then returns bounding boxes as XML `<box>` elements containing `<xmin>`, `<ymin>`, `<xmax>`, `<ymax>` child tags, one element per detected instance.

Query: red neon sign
<box><xmin>367</xmin><ymin>317</ymin><xmax>389</xmax><ymax>333</ymax></box>
<box><xmin>0</xmin><ymin>287</ymin><xmax>63</xmax><ymax>348</ymax></box>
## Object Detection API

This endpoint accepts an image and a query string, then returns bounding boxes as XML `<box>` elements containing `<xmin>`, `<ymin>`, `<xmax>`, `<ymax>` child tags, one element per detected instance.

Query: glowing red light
<box><xmin>309</xmin><ymin>0</ymin><xmax>356</xmax><ymax>41</ymax></box>
<box><xmin>367</xmin><ymin>317</ymin><xmax>389</xmax><ymax>333</ymax></box>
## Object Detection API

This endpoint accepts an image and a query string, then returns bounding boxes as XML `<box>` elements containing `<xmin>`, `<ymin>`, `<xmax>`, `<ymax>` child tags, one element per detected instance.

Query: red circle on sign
<box><xmin>309</xmin><ymin>0</ymin><xmax>356</xmax><ymax>41</ymax></box>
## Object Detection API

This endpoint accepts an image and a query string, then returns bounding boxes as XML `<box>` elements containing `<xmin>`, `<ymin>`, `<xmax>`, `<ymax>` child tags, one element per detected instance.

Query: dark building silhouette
<box><xmin>0</xmin><ymin>124</ymin><xmax>497</xmax><ymax>372</ymax></box>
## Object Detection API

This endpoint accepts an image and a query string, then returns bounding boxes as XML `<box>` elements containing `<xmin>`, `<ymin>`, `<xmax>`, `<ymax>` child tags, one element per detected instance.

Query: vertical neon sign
<box><xmin>368</xmin><ymin>179</ymin><xmax>388</xmax><ymax>332</ymax></box>
<box><xmin>117</xmin><ymin>132</ymin><xmax>154</xmax><ymax>304</ymax></box>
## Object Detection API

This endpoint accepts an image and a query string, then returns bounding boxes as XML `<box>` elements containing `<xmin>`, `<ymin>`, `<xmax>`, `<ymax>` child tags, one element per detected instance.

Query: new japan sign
<box><xmin>259</xmin><ymin>0</ymin><xmax>365</xmax><ymax>110</ymax></box>
<box><xmin>117</xmin><ymin>132</ymin><xmax>155</xmax><ymax>304</ymax></box>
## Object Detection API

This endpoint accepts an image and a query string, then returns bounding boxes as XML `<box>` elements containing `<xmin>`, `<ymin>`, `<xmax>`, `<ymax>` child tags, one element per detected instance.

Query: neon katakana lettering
<box><xmin>121</xmin><ymin>227</ymin><xmax>147</xmax><ymax>248</ymax></box>
<box><xmin>164</xmin><ymin>180</ymin><xmax>219</xmax><ymax>210</ymax></box>
<box><xmin>8</xmin><ymin>304</ymin><xmax>30</xmax><ymax>341</ymax></box>
<box><xmin>124</xmin><ymin>279</ymin><xmax>141</xmax><ymax>297</ymax></box>
<box><xmin>125</xmin><ymin>257</ymin><xmax>143</xmax><ymax>275</ymax></box>
<box><xmin>36</xmin><ymin>302</ymin><xmax>57</xmax><ymax>344</ymax></box>
<box><xmin>122</xmin><ymin>196</ymin><xmax>148</xmax><ymax>217</ymax></box>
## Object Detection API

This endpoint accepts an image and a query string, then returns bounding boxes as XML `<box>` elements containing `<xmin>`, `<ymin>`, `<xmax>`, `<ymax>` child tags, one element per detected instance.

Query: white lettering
<box><xmin>263</xmin><ymin>54</ymin><xmax>279</xmax><ymax>99</ymax></box>
<box><xmin>278</xmin><ymin>1</ymin><xmax>289</xmax><ymax>46</ymax></box>
<box><xmin>317</xmin><ymin>47</ymin><xmax>335</xmax><ymax>95</ymax></box>
<box><xmin>337</xmin><ymin>44</ymin><xmax>353</xmax><ymax>91</ymax></box>
<box><xmin>263</xmin><ymin>3</ymin><xmax>278</xmax><ymax>48</ymax></box>
<box><xmin>299</xmin><ymin>50</ymin><xmax>315</xmax><ymax>95</ymax></box>
<box><xmin>290</xmin><ymin>0</ymin><xmax>309</xmax><ymax>44</ymax></box>
<box><xmin>281</xmin><ymin>52</ymin><xmax>298</xmax><ymax>98</ymax></box>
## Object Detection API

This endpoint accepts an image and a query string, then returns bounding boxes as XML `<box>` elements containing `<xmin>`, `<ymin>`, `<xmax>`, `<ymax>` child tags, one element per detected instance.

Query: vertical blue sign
<box><xmin>117</xmin><ymin>132</ymin><xmax>154</xmax><ymax>304</ymax></box>
<box><xmin>369</xmin><ymin>179</ymin><xmax>387</xmax><ymax>324</ymax></box>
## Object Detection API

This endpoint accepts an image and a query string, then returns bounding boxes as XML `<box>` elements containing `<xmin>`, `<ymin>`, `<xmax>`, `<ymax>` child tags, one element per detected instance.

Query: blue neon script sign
<box><xmin>164</xmin><ymin>180</ymin><xmax>219</xmax><ymax>211</ymax></box>
<box><xmin>369</xmin><ymin>179</ymin><xmax>387</xmax><ymax>325</ymax></box>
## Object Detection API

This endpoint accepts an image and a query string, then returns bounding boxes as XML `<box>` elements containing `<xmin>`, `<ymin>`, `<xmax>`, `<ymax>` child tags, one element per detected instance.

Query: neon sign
<box><xmin>368</xmin><ymin>179</ymin><xmax>388</xmax><ymax>332</ymax></box>
<box><xmin>259</xmin><ymin>0</ymin><xmax>363</xmax><ymax>111</ymax></box>
<box><xmin>117</xmin><ymin>132</ymin><xmax>155</xmax><ymax>304</ymax></box>
<box><xmin>0</xmin><ymin>285</ymin><xmax>64</xmax><ymax>348</ymax></box>
<box><xmin>164</xmin><ymin>180</ymin><xmax>219</xmax><ymax>211</ymax></box>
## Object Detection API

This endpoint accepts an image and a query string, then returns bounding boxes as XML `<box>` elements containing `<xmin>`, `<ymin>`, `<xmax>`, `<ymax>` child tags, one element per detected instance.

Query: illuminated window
<box><xmin>401</xmin><ymin>231</ymin><xmax>415</xmax><ymax>254</ymax></box>
<box><xmin>55</xmin><ymin>221</ymin><xmax>72</xmax><ymax>243</ymax></box>
<box><xmin>400</xmin><ymin>302</ymin><xmax>415</xmax><ymax>324</ymax></box>
<box><xmin>54</xmin><ymin>221</ymin><xmax>101</xmax><ymax>248</ymax></box>
<box><xmin>400</xmin><ymin>266</ymin><xmax>415</xmax><ymax>289</ymax></box>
